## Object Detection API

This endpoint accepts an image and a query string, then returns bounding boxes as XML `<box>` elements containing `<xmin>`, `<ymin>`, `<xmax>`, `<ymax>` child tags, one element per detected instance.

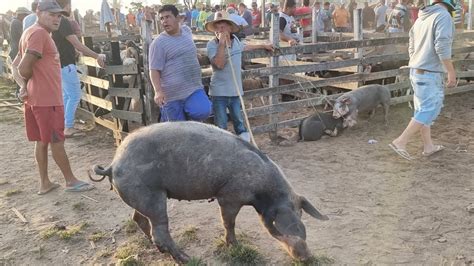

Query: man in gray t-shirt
<box><xmin>149</xmin><ymin>5</ymin><xmax>211</xmax><ymax>122</ymax></box>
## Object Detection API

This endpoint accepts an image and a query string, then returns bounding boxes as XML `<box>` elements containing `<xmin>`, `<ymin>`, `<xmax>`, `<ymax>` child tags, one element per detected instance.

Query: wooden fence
<box><xmin>2</xmin><ymin>9</ymin><xmax>474</xmax><ymax>145</ymax></box>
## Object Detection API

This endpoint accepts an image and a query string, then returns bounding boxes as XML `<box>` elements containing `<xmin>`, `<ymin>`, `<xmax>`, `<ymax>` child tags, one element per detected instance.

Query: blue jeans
<box><xmin>61</xmin><ymin>64</ymin><xmax>82</xmax><ymax>129</ymax></box>
<box><xmin>160</xmin><ymin>88</ymin><xmax>212</xmax><ymax>122</ymax></box>
<box><xmin>410</xmin><ymin>69</ymin><xmax>444</xmax><ymax>126</ymax></box>
<box><xmin>211</xmin><ymin>96</ymin><xmax>247</xmax><ymax>135</ymax></box>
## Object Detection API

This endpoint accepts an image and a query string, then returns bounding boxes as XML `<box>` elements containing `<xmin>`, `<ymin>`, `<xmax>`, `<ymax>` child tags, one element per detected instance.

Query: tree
<box><xmin>183</xmin><ymin>0</ymin><xmax>199</xmax><ymax>9</ymax></box>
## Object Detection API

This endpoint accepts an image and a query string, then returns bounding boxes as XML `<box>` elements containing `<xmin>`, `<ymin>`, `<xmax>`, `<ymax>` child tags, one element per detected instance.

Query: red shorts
<box><xmin>24</xmin><ymin>104</ymin><xmax>65</xmax><ymax>143</ymax></box>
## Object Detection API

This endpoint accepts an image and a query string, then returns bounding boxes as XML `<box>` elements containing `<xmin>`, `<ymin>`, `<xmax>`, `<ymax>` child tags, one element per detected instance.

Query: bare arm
<box><xmin>65</xmin><ymin>35</ymin><xmax>105</xmax><ymax>67</ymax></box>
<box><xmin>244</xmin><ymin>43</ymin><xmax>274</xmax><ymax>51</ymax></box>
<box><xmin>18</xmin><ymin>53</ymin><xmax>39</xmax><ymax>80</ymax></box>
<box><xmin>211</xmin><ymin>41</ymin><xmax>227</xmax><ymax>70</ymax></box>
<box><xmin>279</xmin><ymin>31</ymin><xmax>297</xmax><ymax>45</ymax></box>
<box><xmin>11</xmin><ymin>54</ymin><xmax>25</xmax><ymax>88</ymax></box>
<box><xmin>149</xmin><ymin>69</ymin><xmax>165</xmax><ymax>106</ymax></box>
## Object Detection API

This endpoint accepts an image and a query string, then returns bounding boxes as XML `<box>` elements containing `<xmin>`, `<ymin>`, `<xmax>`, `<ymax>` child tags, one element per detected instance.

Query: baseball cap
<box><xmin>37</xmin><ymin>0</ymin><xmax>69</xmax><ymax>15</ymax></box>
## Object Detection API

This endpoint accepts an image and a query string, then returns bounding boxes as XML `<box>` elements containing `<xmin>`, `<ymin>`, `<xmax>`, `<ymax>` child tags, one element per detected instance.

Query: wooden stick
<box><xmin>90</xmin><ymin>241</ymin><xmax>97</xmax><ymax>249</ymax></box>
<box><xmin>11</xmin><ymin>207</ymin><xmax>28</xmax><ymax>223</ymax></box>
<box><xmin>81</xmin><ymin>194</ymin><xmax>99</xmax><ymax>203</ymax></box>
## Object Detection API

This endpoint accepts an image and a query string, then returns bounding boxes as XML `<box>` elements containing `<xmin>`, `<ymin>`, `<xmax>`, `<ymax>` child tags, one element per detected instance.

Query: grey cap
<box><xmin>16</xmin><ymin>7</ymin><xmax>32</xmax><ymax>15</ymax></box>
<box><xmin>37</xmin><ymin>0</ymin><xmax>69</xmax><ymax>15</ymax></box>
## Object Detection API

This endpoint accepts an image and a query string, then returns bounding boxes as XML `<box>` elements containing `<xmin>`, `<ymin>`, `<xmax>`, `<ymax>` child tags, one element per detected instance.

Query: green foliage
<box><xmin>214</xmin><ymin>236</ymin><xmax>264</xmax><ymax>265</ymax></box>
<box><xmin>161</xmin><ymin>0</ymin><xmax>179</xmax><ymax>5</ymax></box>
<box><xmin>185</xmin><ymin>257</ymin><xmax>206</xmax><ymax>266</ymax></box>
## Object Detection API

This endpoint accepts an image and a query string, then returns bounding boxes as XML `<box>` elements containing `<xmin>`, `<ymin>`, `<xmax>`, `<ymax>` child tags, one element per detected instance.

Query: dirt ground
<box><xmin>0</xmin><ymin>78</ymin><xmax>473</xmax><ymax>265</ymax></box>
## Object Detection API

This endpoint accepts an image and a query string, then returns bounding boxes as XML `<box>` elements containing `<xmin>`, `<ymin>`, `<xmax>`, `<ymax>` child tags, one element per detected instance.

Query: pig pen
<box><xmin>0</xmin><ymin>76</ymin><xmax>473</xmax><ymax>264</ymax></box>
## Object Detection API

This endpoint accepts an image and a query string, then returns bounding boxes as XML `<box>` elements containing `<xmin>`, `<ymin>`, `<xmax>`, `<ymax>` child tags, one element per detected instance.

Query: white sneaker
<box><xmin>239</xmin><ymin>132</ymin><xmax>251</xmax><ymax>142</ymax></box>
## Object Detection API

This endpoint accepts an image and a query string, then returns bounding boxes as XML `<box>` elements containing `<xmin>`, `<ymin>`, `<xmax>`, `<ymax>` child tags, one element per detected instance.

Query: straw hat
<box><xmin>205</xmin><ymin>11</ymin><xmax>240</xmax><ymax>33</ymax></box>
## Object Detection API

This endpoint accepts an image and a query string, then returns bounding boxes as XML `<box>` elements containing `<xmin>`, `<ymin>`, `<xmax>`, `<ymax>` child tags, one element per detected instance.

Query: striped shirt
<box><xmin>149</xmin><ymin>25</ymin><xmax>203</xmax><ymax>102</ymax></box>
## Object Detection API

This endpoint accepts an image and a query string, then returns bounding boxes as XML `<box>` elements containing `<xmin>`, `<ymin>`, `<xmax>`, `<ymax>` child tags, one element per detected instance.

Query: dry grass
<box><xmin>5</xmin><ymin>189</ymin><xmax>21</xmax><ymax>197</ymax></box>
<box><xmin>39</xmin><ymin>222</ymin><xmax>88</xmax><ymax>240</ymax></box>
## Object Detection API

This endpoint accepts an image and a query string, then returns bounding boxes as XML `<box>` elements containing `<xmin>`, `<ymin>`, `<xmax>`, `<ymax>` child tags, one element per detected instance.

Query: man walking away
<box><xmin>389</xmin><ymin>0</ymin><xmax>456</xmax><ymax>160</ymax></box>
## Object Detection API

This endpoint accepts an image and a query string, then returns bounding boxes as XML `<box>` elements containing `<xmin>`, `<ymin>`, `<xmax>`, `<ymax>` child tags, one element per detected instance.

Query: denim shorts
<box><xmin>410</xmin><ymin>69</ymin><xmax>444</xmax><ymax>126</ymax></box>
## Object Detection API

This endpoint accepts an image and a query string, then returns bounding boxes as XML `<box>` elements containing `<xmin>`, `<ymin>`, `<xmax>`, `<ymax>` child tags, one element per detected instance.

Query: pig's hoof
<box><xmin>173</xmin><ymin>252</ymin><xmax>191</xmax><ymax>264</ymax></box>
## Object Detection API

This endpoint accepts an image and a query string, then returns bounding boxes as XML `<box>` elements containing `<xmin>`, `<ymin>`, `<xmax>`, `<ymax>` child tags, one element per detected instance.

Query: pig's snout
<box><xmin>279</xmin><ymin>235</ymin><xmax>312</xmax><ymax>262</ymax></box>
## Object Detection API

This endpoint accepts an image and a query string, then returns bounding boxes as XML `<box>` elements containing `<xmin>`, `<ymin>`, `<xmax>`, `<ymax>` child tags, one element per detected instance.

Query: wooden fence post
<box><xmin>353</xmin><ymin>8</ymin><xmax>363</xmax><ymax>75</ymax></box>
<box><xmin>269</xmin><ymin>12</ymin><xmax>280</xmax><ymax>141</ymax></box>
<box><xmin>141</xmin><ymin>19</ymin><xmax>158</xmax><ymax>125</ymax></box>
<box><xmin>312</xmin><ymin>6</ymin><xmax>318</xmax><ymax>44</ymax></box>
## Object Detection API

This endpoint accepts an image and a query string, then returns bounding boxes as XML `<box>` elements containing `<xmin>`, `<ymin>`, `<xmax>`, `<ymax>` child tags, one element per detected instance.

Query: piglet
<box><xmin>299</xmin><ymin>112</ymin><xmax>344</xmax><ymax>141</ymax></box>
<box><xmin>332</xmin><ymin>84</ymin><xmax>390</xmax><ymax>127</ymax></box>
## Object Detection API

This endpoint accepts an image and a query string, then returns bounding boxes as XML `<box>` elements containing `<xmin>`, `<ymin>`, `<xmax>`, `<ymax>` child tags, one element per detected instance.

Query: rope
<box><xmin>225</xmin><ymin>41</ymin><xmax>259</xmax><ymax>148</ymax></box>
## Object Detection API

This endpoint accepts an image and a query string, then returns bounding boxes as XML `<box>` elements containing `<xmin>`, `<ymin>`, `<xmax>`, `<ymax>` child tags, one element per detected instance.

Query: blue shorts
<box><xmin>410</xmin><ymin>69</ymin><xmax>444</xmax><ymax>126</ymax></box>
<box><xmin>160</xmin><ymin>88</ymin><xmax>212</xmax><ymax>122</ymax></box>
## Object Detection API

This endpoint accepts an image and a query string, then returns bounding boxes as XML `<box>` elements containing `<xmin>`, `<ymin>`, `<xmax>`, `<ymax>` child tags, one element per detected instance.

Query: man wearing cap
<box><xmin>12</xmin><ymin>0</ymin><xmax>94</xmax><ymax>194</ymax></box>
<box><xmin>389</xmin><ymin>0</ymin><xmax>456</xmax><ymax>160</ymax></box>
<box><xmin>205</xmin><ymin>12</ymin><xmax>273</xmax><ymax>141</ymax></box>
<box><xmin>9</xmin><ymin>7</ymin><xmax>31</xmax><ymax>60</ymax></box>
<box><xmin>53</xmin><ymin>0</ymin><xmax>105</xmax><ymax>138</ymax></box>
<box><xmin>149</xmin><ymin>5</ymin><xmax>211</xmax><ymax>122</ymax></box>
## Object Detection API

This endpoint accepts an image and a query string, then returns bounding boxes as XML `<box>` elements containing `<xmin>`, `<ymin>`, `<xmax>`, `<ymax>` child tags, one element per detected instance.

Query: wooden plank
<box><xmin>105</xmin><ymin>64</ymin><xmax>138</xmax><ymax>75</ymax></box>
<box><xmin>81</xmin><ymin>56</ymin><xmax>101</xmax><ymax>68</ymax></box>
<box><xmin>243</xmin><ymin>53</ymin><xmax>410</xmax><ymax>77</ymax></box>
<box><xmin>242</xmin><ymin>37</ymin><xmax>410</xmax><ymax>59</ymax></box>
<box><xmin>81</xmin><ymin>93</ymin><xmax>112</xmax><ymax>110</ymax></box>
<box><xmin>108</xmin><ymin>87</ymin><xmax>141</xmax><ymax>98</ymax></box>
<box><xmin>80</xmin><ymin>75</ymin><xmax>109</xmax><ymax>90</ymax></box>
<box><xmin>110</xmin><ymin>109</ymin><xmax>143</xmax><ymax>123</ymax></box>
<box><xmin>11</xmin><ymin>208</ymin><xmax>28</xmax><ymax>223</ymax></box>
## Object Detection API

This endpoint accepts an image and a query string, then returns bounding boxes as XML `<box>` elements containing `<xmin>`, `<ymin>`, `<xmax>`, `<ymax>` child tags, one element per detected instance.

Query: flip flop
<box><xmin>38</xmin><ymin>183</ymin><xmax>60</xmax><ymax>195</ymax></box>
<box><xmin>422</xmin><ymin>145</ymin><xmax>445</xmax><ymax>157</ymax></box>
<box><xmin>388</xmin><ymin>143</ymin><xmax>413</xmax><ymax>161</ymax></box>
<box><xmin>65</xmin><ymin>181</ymin><xmax>95</xmax><ymax>192</ymax></box>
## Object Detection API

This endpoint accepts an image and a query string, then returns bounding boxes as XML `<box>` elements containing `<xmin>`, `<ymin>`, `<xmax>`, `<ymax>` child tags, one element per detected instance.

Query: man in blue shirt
<box><xmin>206</xmin><ymin>12</ymin><xmax>273</xmax><ymax>141</ymax></box>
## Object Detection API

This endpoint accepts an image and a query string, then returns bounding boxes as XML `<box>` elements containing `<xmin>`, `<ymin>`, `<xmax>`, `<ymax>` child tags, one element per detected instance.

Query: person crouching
<box><xmin>205</xmin><ymin>12</ymin><xmax>273</xmax><ymax>142</ymax></box>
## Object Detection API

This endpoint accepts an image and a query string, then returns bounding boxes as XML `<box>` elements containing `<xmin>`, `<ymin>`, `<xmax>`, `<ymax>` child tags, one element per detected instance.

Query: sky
<box><xmin>0</xmin><ymin>0</ymin><xmax>255</xmax><ymax>15</ymax></box>
<box><xmin>0</xmin><ymin>0</ymin><xmax>154</xmax><ymax>15</ymax></box>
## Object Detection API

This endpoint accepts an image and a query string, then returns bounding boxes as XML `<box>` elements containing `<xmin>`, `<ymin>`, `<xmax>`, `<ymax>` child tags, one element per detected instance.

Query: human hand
<box><xmin>154</xmin><ymin>91</ymin><xmax>165</xmax><ymax>106</ymax></box>
<box><xmin>96</xmin><ymin>54</ymin><xmax>106</xmax><ymax>68</ymax></box>
<box><xmin>288</xmin><ymin>39</ymin><xmax>297</xmax><ymax>46</ymax></box>
<box><xmin>446</xmin><ymin>71</ymin><xmax>456</xmax><ymax>88</ymax></box>
<box><xmin>218</xmin><ymin>32</ymin><xmax>231</xmax><ymax>47</ymax></box>
<box><xmin>19</xmin><ymin>87</ymin><xmax>28</xmax><ymax>101</ymax></box>
<box><xmin>263</xmin><ymin>44</ymin><xmax>274</xmax><ymax>52</ymax></box>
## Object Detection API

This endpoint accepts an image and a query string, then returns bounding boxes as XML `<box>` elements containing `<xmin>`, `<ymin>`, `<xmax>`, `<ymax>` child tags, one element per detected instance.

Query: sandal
<box><xmin>388</xmin><ymin>143</ymin><xmax>412</xmax><ymax>161</ymax></box>
<box><xmin>65</xmin><ymin>181</ymin><xmax>94</xmax><ymax>192</ymax></box>
<box><xmin>38</xmin><ymin>183</ymin><xmax>60</xmax><ymax>195</ymax></box>
<box><xmin>422</xmin><ymin>145</ymin><xmax>445</xmax><ymax>157</ymax></box>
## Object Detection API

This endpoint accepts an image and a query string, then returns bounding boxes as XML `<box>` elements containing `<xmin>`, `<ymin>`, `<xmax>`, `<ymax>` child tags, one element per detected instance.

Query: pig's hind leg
<box><xmin>125</xmin><ymin>189</ymin><xmax>190</xmax><ymax>263</ymax></box>
<box><xmin>132</xmin><ymin>210</ymin><xmax>152</xmax><ymax>240</ymax></box>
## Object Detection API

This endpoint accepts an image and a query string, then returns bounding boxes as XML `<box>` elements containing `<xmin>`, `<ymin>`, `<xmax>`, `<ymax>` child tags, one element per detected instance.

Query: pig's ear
<box><xmin>300</xmin><ymin>197</ymin><xmax>329</xmax><ymax>220</ymax></box>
